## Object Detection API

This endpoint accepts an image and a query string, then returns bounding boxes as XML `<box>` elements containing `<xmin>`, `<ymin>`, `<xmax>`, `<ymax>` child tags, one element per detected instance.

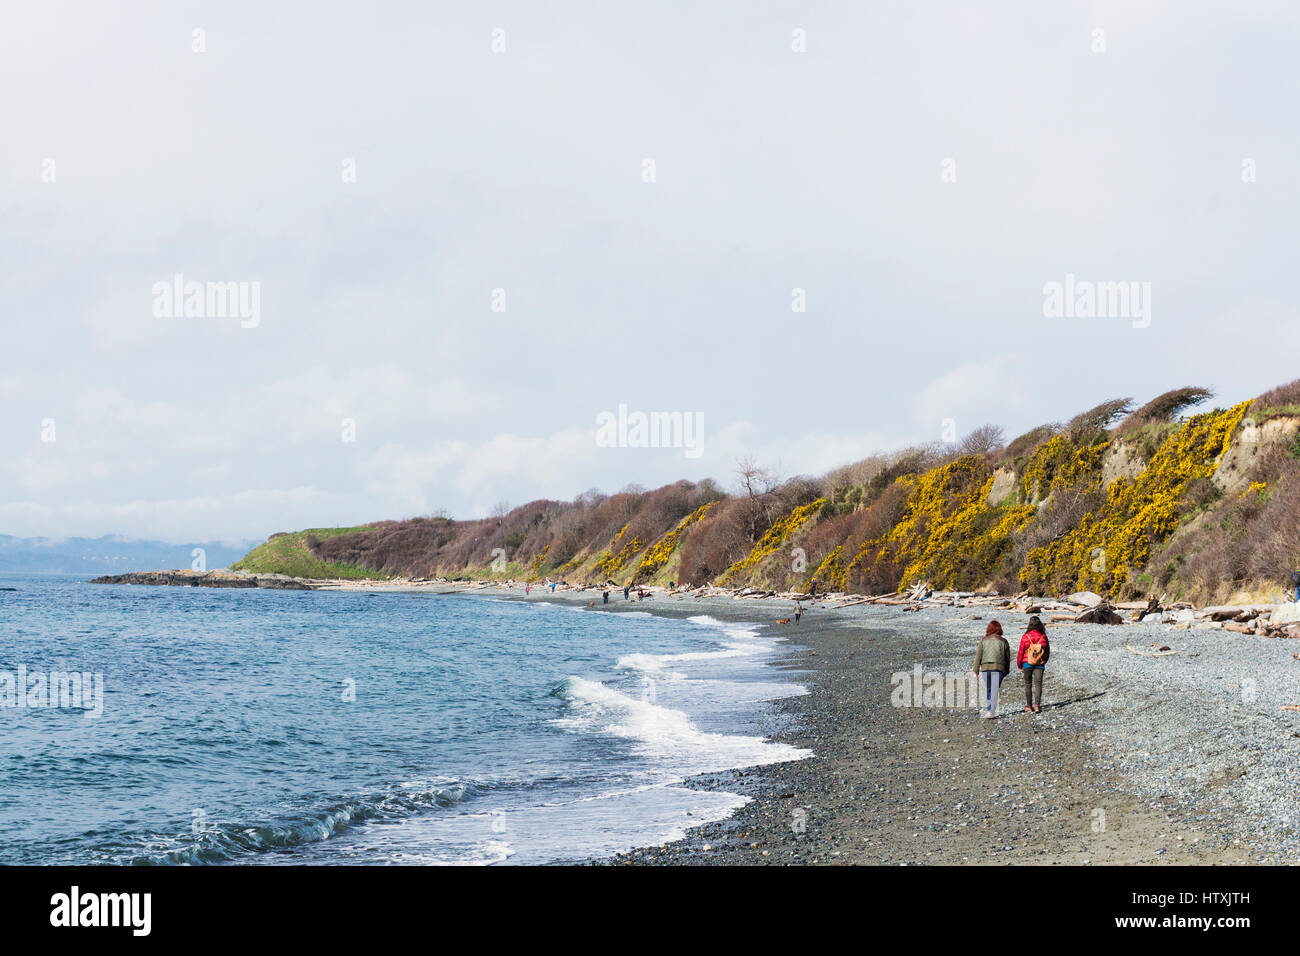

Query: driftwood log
<box><xmin>1075</xmin><ymin>603</ymin><xmax>1125</xmax><ymax>625</ymax></box>
<box><xmin>1126</xmin><ymin>643</ymin><xmax>1180</xmax><ymax>657</ymax></box>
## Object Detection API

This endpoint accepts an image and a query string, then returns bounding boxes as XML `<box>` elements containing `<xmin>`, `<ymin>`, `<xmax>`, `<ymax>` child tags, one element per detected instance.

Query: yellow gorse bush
<box><xmin>884</xmin><ymin>457</ymin><xmax>1035</xmax><ymax>590</ymax></box>
<box><xmin>809</xmin><ymin>544</ymin><xmax>847</xmax><ymax>592</ymax></box>
<box><xmin>1019</xmin><ymin>434</ymin><xmax>1109</xmax><ymax>503</ymax></box>
<box><xmin>595</xmin><ymin>523</ymin><xmax>644</xmax><ymax>579</ymax></box>
<box><xmin>1020</xmin><ymin>402</ymin><xmax>1250</xmax><ymax>596</ymax></box>
<box><xmin>527</xmin><ymin>544</ymin><xmax>550</xmax><ymax>581</ymax></box>
<box><xmin>634</xmin><ymin>503</ymin><xmax>714</xmax><ymax>577</ymax></box>
<box><xmin>718</xmin><ymin>498</ymin><xmax>826</xmax><ymax>584</ymax></box>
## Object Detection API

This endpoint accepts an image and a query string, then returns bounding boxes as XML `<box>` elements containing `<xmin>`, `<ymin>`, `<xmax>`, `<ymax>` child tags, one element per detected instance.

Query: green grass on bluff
<box><xmin>231</xmin><ymin>527</ymin><xmax>385</xmax><ymax>580</ymax></box>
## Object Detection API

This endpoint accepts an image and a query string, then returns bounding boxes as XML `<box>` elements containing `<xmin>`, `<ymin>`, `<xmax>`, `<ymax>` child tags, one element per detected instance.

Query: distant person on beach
<box><xmin>1017</xmin><ymin>615</ymin><xmax>1051</xmax><ymax>713</ymax></box>
<box><xmin>810</xmin><ymin>581</ymin><xmax>817</xmax><ymax>598</ymax></box>
<box><xmin>602</xmin><ymin>590</ymin><xmax>609</xmax><ymax>604</ymax></box>
<box><xmin>972</xmin><ymin>620</ymin><xmax>1010</xmax><ymax>718</ymax></box>
<box><xmin>1292</xmin><ymin>570</ymin><xmax>1299</xmax><ymax>602</ymax></box>
<box><xmin>550</xmin><ymin>581</ymin><xmax>557</xmax><ymax>592</ymax></box>
<box><xmin>624</xmin><ymin>584</ymin><xmax>631</xmax><ymax>600</ymax></box>
<box><xmin>794</xmin><ymin>601</ymin><xmax>802</xmax><ymax>625</ymax></box>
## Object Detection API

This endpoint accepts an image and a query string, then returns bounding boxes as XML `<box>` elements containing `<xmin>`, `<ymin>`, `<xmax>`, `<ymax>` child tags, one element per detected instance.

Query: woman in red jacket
<box><xmin>1017</xmin><ymin>615</ymin><xmax>1050</xmax><ymax>713</ymax></box>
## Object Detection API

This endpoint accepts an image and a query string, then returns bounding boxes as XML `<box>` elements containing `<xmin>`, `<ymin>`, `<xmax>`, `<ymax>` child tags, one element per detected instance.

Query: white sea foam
<box><xmin>615</xmin><ymin>614</ymin><xmax>770</xmax><ymax>677</ymax></box>
<box><xmin>614</xmin><ymin>644</ymin><xmax>759</xmax><ymax>675</ymax></box>
<box><xmin>554</xmin><ymin>677</ymin><xmax>809</xmax><ymax>773</ymax></box>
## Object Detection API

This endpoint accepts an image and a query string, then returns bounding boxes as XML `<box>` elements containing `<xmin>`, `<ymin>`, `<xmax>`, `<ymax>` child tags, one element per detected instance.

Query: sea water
<box><xmin>0</xmin><ymin>574</ymin><xmax>807</xmax><ymax>864</ymax></box>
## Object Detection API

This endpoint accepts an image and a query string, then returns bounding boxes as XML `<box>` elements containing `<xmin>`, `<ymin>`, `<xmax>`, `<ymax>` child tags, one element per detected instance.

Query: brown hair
<box><xmin>985</xmin><ymin>620</ymin><xmax>1003</xmax><ymax>637</ymax></box>
<box><xmin>1026</xmin><ymin>615</ymin><xmax>1047</xmax><ymax>635</ymax></box>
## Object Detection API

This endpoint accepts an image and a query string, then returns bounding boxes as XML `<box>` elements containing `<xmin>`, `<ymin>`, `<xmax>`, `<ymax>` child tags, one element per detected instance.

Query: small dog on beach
<box><xmin>776</xmin><ymin>618</ymin><xmax>790</xmax><ymax>625</ymax></box>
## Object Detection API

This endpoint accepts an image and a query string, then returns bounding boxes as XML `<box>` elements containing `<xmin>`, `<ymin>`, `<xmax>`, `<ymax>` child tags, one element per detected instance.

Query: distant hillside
<box><xmin>232</xmin><ymin>379</ymin><xmax>1300</xmax><ymax>604</ymax></box>
<box><xmin>0</xmin><ymin>535</ymin><xmax>253</xmax><ymax>574</ymax></box>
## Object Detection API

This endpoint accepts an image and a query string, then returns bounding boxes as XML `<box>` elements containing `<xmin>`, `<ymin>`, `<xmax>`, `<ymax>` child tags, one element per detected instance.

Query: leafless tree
<box><xmin>957</xmin><ymin>424</ymin><xmax>1006</xmax><ymax>457</ymax></box>
<box><xmin>734</xmin><ymin>456</ymin><xmax>778</xmax><ymax>498</ymax></box>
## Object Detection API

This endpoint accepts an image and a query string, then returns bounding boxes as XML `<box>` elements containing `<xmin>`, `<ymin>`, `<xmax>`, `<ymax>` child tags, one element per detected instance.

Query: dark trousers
<box><xmin>1023</xmin><ymin>667</ymin><xmax>1043</xmax><ymax>707</ymax></box>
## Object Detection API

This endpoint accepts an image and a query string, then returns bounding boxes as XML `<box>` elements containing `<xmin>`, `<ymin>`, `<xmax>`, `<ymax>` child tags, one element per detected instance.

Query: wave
<box><xmin>135</xmin><ymin>778</ymin><xmax>490</xmax><ymax>865</ymax></box>
<box><xmin>686</xmin><ymin>613</ymin><xmax>765</xmax><ymax>643</ymax></box>
<box><xmin>614</xmin><ymin>642</ymin><xmax>766</xmax><ymax>676</ymax></box>
<box><xmin>551</xmin><ymin>677</ymin><xmax>809</xmax><ymax>773</ymax></box>
<box><xmin>614</xmin><ymin>614</ymin><xmax>769</xmax><ymax>677</ymax></box>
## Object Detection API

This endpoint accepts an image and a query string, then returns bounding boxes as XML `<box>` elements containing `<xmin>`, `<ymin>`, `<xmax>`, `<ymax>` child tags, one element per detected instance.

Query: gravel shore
<box><xmin>597</xmin><ymin>596</ymin><xmax>1300</xmax><ymax>865</ymax></box>
<box><xmin>333</xmin><ymin>580</ymin><xmax>1300</xmax><ymax>865</ymax></box>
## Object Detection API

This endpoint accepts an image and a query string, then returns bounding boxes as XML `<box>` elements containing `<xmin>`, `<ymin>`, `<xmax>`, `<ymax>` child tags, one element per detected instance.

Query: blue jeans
<box><xmin>981</xmin><ymin>671</ymin><xmax>1003</xmax><ymax>716</ymax></box>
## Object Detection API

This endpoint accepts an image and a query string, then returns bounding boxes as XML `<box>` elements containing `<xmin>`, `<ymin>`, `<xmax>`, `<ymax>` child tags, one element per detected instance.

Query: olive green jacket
<box><xmin>973</xmin><ymin>636</ymin><xmax>1011</xmax><ymax>674</ymax></box>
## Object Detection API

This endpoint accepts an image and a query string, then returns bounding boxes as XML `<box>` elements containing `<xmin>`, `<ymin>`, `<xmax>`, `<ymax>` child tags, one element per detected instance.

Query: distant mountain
<box><xmin>0</xmin><ymin>535</ymin><xmax>255</xmax><ymax>574</ymax></box>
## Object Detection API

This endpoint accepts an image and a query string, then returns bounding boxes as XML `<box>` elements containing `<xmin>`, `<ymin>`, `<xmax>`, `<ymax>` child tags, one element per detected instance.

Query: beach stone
<box><xmin>1269</xmin><ymin>603</ymin><xmax>1300</xmax><ymax>626</ymax></box>
<box><xmin>1068</xmin><ymin>591</ymin><xmax>1103</xmax><ymax>607</ymax></box>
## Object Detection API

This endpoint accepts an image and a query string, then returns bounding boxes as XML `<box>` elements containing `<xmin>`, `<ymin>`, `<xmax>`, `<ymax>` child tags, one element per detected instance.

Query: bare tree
<box><xmin>734</xmin><ymin>456</ymin><xmax>778</xmax><ymax>498</ymax></box>
<box><xmin>957</xmin><ymin>424</ymin><xmax>1006</xmax><ymax>457</ymax></box>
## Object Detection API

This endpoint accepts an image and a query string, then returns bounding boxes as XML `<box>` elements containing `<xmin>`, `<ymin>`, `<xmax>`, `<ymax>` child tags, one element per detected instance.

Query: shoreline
<box><xmin>90</xmin><ymin>573</ymin><xmax>1300</xmax><ymax>864</ymax></box>
<box><xmin>456</xmin><ymin>582</ymin><xmax>1295</xmax><ymax>865</ymax></box>
<box><xmin>394</xmin><ymin>581</ymin><xmax>1299</xmax><ymax>865</ymax></box>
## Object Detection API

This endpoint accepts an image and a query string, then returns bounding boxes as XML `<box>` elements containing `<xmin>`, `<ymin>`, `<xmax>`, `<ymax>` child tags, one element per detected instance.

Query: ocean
<box><xmin>0</xmin><ymin>574</ymin><xmax>807</xmax><ymax>864</ymax></box>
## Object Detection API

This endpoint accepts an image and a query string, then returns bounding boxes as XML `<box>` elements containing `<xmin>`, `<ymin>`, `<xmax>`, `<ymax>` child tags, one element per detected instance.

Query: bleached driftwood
<box><xmin>1126</xmin><ymin>643</ymin><xmax>1180</xmax><ymax>657</ymax></box>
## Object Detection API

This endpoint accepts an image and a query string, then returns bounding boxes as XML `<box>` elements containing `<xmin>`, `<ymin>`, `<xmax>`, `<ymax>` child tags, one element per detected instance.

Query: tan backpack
<box><xmin>1025</xmin><ymin>639</ymin><xmax>1046</xmax><ymax>666</ymax></box>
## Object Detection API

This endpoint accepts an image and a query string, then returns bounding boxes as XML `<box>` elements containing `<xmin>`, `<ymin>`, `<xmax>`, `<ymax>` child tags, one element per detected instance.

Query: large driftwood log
<box><xmin>1075</xmin><ymin>603</ymin><xmax>1125</xmax><ymax>625</ymax></box>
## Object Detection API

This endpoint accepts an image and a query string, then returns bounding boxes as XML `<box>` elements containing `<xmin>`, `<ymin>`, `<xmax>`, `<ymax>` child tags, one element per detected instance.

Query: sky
<box><xmin>3</xmin><ymin>1</ymin><xmax>1299</xmax><ymax>545</ymax></box>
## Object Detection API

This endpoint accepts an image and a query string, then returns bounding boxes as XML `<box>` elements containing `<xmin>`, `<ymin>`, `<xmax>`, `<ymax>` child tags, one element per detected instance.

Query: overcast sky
<box><xmin>3</xmin><ymin>1</ymin><xmax>1299</xmax><ymax>544</ymax></box>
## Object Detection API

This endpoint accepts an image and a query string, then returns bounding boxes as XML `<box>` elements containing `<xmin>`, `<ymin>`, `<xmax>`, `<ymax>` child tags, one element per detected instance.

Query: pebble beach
<box><xmin>423</xmin><ymin>583</ymin><xmax>1299</xmax><ymax>865</ymax></box>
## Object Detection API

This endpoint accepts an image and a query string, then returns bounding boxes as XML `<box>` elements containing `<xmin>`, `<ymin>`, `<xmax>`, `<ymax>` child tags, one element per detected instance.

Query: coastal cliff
<box><xmin>124</xmin><ymin>380</ymin><xmax>1300</xmax><ymax>606</ymax></box>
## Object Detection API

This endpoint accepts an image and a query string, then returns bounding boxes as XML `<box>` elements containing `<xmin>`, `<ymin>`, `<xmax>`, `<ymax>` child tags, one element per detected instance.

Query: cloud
<box><xmin>914</xmin><ymin>355</ymin><xmax>1032</xmax><ymax>435</ymax></box>
<box><xmin>1</xmin><ymin>3</ymin><xmax>1296</xmax><ymax>540</ymax></box>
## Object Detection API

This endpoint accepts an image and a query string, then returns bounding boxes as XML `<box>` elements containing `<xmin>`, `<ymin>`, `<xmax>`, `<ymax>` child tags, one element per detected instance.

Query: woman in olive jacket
<box><xmin>972</xmin><ymin>620</ymin><xmax>1011</xmax><ymax>718</ymax></box>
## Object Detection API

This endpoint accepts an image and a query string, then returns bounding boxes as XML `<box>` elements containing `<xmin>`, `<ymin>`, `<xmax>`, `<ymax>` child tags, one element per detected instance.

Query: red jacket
<box><xmin>1017</xmin><ymin>629</ymin><xmax>1050</xmax><ymax>667</ymax></box>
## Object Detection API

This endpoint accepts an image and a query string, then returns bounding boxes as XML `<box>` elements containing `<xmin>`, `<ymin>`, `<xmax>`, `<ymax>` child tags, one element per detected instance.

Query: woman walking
<box><xmin>972</xmin><ymin>620</ymin><xmax>1010</xmax><ymax>718</ymax></box>
<box><xmin>1017</xmin><ymin>615</ymin><xmax>1051</xmax><ymax>713</ymax></box>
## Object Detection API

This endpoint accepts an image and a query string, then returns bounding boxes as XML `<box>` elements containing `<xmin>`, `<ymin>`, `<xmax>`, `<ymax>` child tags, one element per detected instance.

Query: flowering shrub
<box><xmin>527</xmin><ymin>544</ymin><xmax>550</xmax><ymax>581</ymax></box>
<box><xmin>717</xmin><ymin>498</ymin><xmax>826</xmax><ymax>584</ymax></box>
<box><xmin>1018</xmin><ymin>434</ymin><xmax>1108</xmax><ymax>503</ymax></box>
<box><xmin>595</xmin><ymin>524</ymin><xmax>644</xmax><ymax>579</ymax></box>
<box><xmin>1020</xmin><ymin>402</ymin><xmax>1250</xmax><ymax>596</ymax></box>
<box><xmin>634</xmin><ymin>503</ymin><xmax>713</xmax><ymax>577</ymax></box>
<box><xmin>809</xmin><ymin>545</ymin><xmax>847</xmax><ymax>592</ymax></box>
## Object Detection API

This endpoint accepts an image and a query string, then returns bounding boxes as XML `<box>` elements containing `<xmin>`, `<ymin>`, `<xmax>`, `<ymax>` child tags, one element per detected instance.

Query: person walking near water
<box><xmin>972</xmin><ymin>620</ymin><xmax>1010</xmax><ymax>718</ymax></box>
<box><xmin>1017</xmin><ymin>615</ymin><xmax>1050</xmax><ymax>713</ymax></box>
<box><xmin>794</xmin><ymin>601</ymin><xmax>802</xmax><ymax>625</ymax></box>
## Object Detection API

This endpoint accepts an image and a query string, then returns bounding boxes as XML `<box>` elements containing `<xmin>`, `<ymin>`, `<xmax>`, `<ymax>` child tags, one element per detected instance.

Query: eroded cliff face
<box><xmin>985</xmin><ymin>466</ymin><xmax>1017</xmax><ymax>506</ymax></box>
<box><xmin>1212</xmin><ymin>414</ymin><xmax>1300</xmax><ymax>496</ymax></box>
<box><xmin>1101</xmin><ymin>440</ymin><xmax>1147</xmax><ymax>487</ymax></box>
